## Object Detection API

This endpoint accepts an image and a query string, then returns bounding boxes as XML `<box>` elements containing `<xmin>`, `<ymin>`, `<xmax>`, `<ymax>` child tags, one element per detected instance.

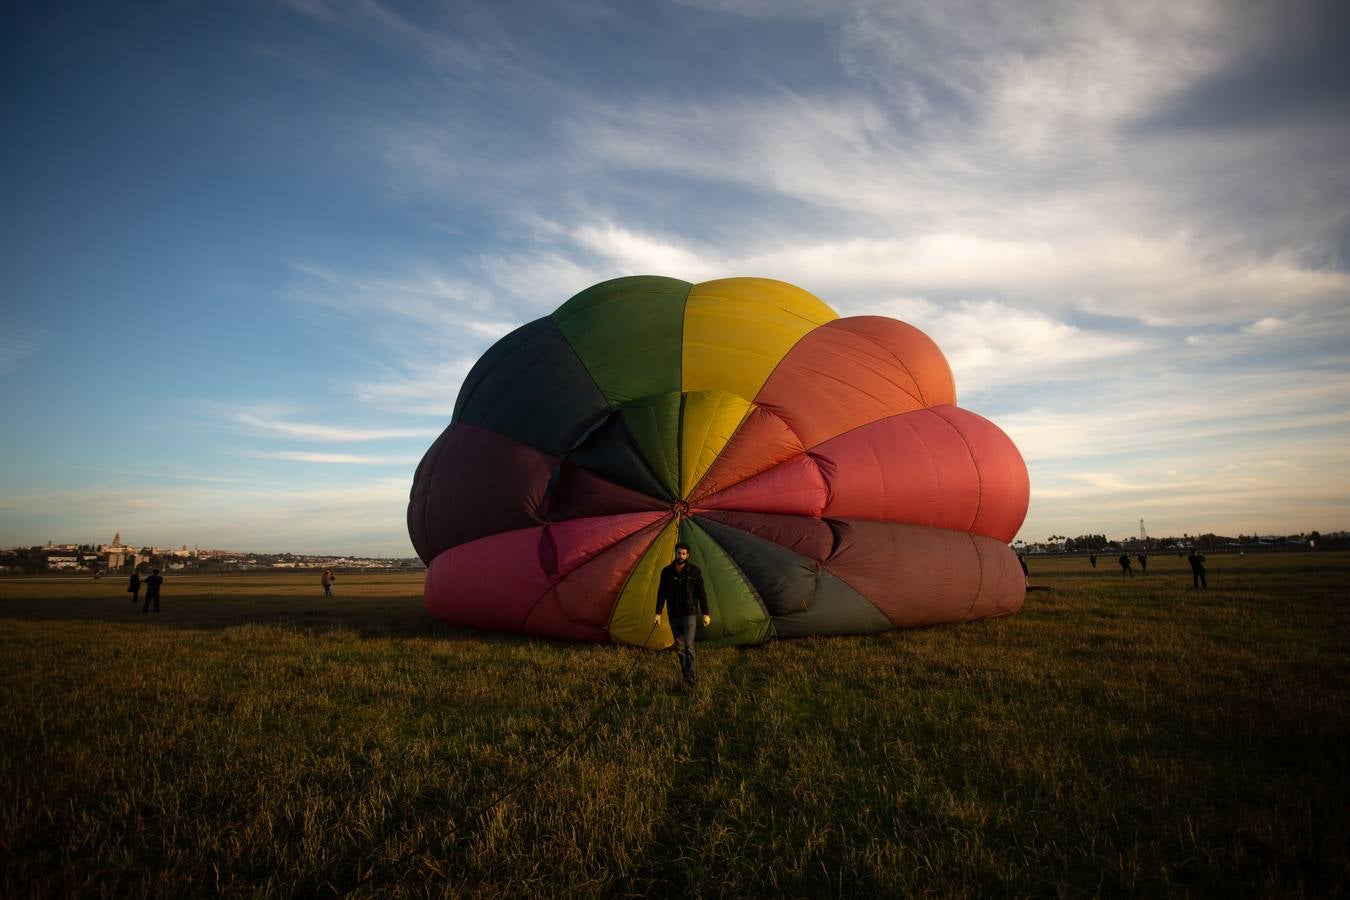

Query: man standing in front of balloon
<box><xmin>654</xmin><ymin>542</ymin><xmax>711</xmax><ymax>689</ymax></box>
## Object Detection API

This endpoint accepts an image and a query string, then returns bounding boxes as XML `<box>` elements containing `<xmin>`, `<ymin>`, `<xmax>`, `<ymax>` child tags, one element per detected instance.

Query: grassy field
<box><xmin>1</xmin><ymin>553</ymin><xmax>1346</xmax><ymax>897</ymax></box>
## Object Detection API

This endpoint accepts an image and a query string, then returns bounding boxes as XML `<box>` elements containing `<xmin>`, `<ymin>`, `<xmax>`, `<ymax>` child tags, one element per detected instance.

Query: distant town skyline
<box><xmin>2</xmin><ymin>2</ymin><xmax>1348</xmax><ymax>555</ymax></box>
<box><xmin>11</xmin><ymin>532</ymin><xmax>416</xmax><ymax>554</ymax></box>
<box><xmin>3</xmin><ymin>530</ymin><xmax>418</xmax><ymax>575</ymax></box>
<box><xmin>9</xmin><ymin>524</ymin><xmax>1342</xmax><ymax>560</ymax></box>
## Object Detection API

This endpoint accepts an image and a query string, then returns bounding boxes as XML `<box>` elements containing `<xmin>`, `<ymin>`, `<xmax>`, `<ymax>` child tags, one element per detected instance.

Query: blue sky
<box><xmin>2</xmin><ymin>0</ymin><xmax>1348</xmax><ymax>555</ymax></box>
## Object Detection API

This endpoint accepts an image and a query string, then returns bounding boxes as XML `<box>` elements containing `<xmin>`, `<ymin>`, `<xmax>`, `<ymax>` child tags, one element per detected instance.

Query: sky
<box><xmin>2</xmin><ymin>0</ymin><xmax>1348</xmax><ymax>556</ymax></box>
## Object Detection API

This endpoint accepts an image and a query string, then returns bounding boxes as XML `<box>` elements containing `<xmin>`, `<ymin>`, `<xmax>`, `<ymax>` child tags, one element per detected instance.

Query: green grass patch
<box><xmin>1</xmin><ymin>554</ymin><xmax>1347</xmax><ymax>896</ymax></box>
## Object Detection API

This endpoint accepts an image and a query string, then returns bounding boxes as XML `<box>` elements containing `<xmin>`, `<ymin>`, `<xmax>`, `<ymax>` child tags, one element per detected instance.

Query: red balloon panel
<box><xmin>929</xmin><ymin>406</ymin><xmax>1029</xmax><ymax>542</ymax></box>
<box><xmin>410</xmin><ymin>422</ymin><xmax>558</xmax><ymax>561</ymax></box>
<box><xmin>813</xmin><ymin>407</ymin><xmax>978</xmax><ymax>528</ymax></box>
<box><xmin>966</xmin><ymin>536</ymin><xmax>1026</xmax><ymax>622</ymax></box>
<box><xmin>545</xmin><ymin>511</ymin><xmax>668</xmax><ymax>577</ymax></box>
<box><xmin>823</xmin><ymin>519</ymin><xmax>1022</xmax><ymax>627</ymax></box>
<box><xmin>522</xmin><ymin>592</ymin><xmax>610</xmax><ymax>643</ymax></box>
<box><xmin>550</xmin><ymin>517</ymin><xmax>671</xmax><ymax>628</ymax></box>
<box><xmin>693</xmin><ymin>454</ymin><xmax>827</xmax><ymax>517</ymax></box>
<box><xmin>687</xmin><ymin>405</ymin><xmax>805</xmax><ymax>503</ymax></box>
<box><xmin>424</xmin><ymin>526</ymin><xmax>554</xmax><ymax>632</ymax></box>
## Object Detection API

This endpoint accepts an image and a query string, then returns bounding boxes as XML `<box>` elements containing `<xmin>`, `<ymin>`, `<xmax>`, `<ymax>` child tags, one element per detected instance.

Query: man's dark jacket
<box><xmin>655</xmin><ymin>562</ymin><xmax>709</xmax><ymax>618</ymax></box>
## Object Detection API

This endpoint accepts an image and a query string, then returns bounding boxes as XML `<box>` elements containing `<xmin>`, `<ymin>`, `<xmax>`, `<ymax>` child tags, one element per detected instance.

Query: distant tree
<box><xmin>15</xmin><ymin>548</ymin><xmax>47</xmax><ymax>574</ymax></box>
<box><xmin>1065</xmin><ymin>533</ymin><xmax>1107</xmax><ymax>550</ymax></box>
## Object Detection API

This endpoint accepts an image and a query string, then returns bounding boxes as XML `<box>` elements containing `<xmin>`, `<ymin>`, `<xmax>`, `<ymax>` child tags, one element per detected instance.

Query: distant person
<box><xmin>1089</xmin><ymin>553</ymin><xmax>1097</xmax><ymax>569</ymax></box>
<box><xmin>127</xmin><ymin>571</ymin><xmax>141</xmax><ymax>604</ymax></box>
<box><xmin>1188</xmin><ymin>550</ymin><xmax>1207</xmax><ymax>589</ymax></box>
<box><xmin>653</xmin><ymin>542</ymin><xmax>711</xmax><ymax>689</ymax></box>
<box><xmin>1137</xmin><ymin>552</ymin><xmax>1148</xmax><ymax>573</ymax></box>
<box><xmin>321</xmin><ymin>568</ymin><xmax>336</xmax><ymax>597</ymax></box>
<box><xmin>142</xmin><ymin>569</ymin><xmax>163</xmax><ymax>613</ymax></box>
<box><xmin>1017</xmin><ymin>552</ymin><xmax>1029</xmax><ymax>586</ymax></box>
<box><xmin>1118</xmin><ymin>553</ymin><xmax>1132</xmax><ymax>577</ymax></box>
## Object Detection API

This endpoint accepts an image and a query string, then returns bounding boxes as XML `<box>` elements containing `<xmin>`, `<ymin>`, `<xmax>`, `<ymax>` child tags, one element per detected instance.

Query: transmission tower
<box><xmin>1139</xmin><ymin>518</ymin><xmax>1147</xmax><ymax>541</ymax></box>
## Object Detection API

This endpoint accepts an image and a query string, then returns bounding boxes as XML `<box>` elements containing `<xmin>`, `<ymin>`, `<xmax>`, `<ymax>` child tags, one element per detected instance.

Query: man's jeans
<box><xmin>671</xmin><ymin>614</ymin><xmax>697</xmax><ymax>680</ymax></box>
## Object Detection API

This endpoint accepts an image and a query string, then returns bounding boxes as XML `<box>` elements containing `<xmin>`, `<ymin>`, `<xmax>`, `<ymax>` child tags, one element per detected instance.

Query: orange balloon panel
<box><xmin>754</xmin><ymin>316</ymin><xmax>956</xmax><ymax>449</ymax></box>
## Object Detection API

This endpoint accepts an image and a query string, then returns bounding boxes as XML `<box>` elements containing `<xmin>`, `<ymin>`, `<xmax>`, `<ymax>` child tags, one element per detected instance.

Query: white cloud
<box><xmin>211</xmin><ymin>0</ymin><xmax>1350</xmax><ymax>550</ymax></box>
<box><xmin>276</xmin><ymin>261</ymin><xmax>542</xmax><ymax>424</ymax></box>
<box><xmin>259</xmin><ymin>451</ymin><xmax>421</xmax><ymax>465</ymax></box>
<box><xmin>276</xmin><ymin>0</ymin><xmax>521</xmax><ymax>76</ymax></box>
<box><xmin>569</xmin><ymin>224</ymin><xmax>720</xmax><ymax>282</ymax></box>
<box><xmin>288</xmin><ymin>263</ymin><xmax>518</xmax><ymax>342</ymax></box>
<box><xmin>352</xmin><ymin>359</ymin><xmax>475</xmax><ymax>417</ymax></box>
<box><xmin>530</xmin><ymin>0</ymin><xmax>1347</xmax><ymax>328</ymax></box>
<box><xmin>234</xmin><ymin>413</ymin><xmax>439</xmax><ymax>442</ymax></box>
<box><xmin>825</xmin><ymin>294</ymin><xmax>1151</xmax><ymax>398</ymax></box>
<box><xmin>1245</xmin><ymin>316</ymin><xmax>1287</xmax><ymax>335</ymax></box>
<box><xmin>1022</xmin><ymin>440</ymin><xmax>1350</xmax><ymax>542</ymax></box>
<box><xmin>0</xmin><ymin>478</ymin><xmax>417</xmax><ymax>557</ymax></box>
<box><xmin>0</xmin><ymin>325</ymin><xmax>40</xmax><ymax>376</ymax></box>
<box><xmin>1180</xmin><ymin>309</ymin><xmax>1349</xmax><ymax>362</ymax></box>
<box><xmin>477</xmin><ymin>251</ymin><xmax>610</xmax><ymax>312</ymax></box>
<box><xmin>482</xmin><ymin>164</ymin><xmax>1347</xmax><ymax>329</ymax></box>
<box><xmin>1001</xmin><ymin>373</ymin><xmax>1350</xmax><ymax>465</ymax></box>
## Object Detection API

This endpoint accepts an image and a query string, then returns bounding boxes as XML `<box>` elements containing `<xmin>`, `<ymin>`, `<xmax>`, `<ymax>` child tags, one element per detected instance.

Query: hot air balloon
<box><xmin>408</xmin><ymin>276</ymin><xmax>1029</xmax><ymax>648</ymax></box>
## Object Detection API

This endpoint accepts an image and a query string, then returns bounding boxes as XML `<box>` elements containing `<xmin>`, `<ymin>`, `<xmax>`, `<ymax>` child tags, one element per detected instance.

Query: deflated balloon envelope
<box><xmin>408</xmin><ymin>276</ymin><xmax>1030</xmax><ymax>648</ymax></box>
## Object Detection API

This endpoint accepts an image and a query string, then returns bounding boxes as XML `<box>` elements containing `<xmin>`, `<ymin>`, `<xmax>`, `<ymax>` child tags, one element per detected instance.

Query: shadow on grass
<box><xmin>0</xmin><ymin>594</ymin><xmax>502</xmax><ymax>641</ymax></box>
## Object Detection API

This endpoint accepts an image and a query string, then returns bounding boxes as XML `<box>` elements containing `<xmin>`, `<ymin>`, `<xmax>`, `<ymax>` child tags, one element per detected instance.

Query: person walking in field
<box><xmin>1137</xmin><ymin>552</ymin><xmax>1148</xmax><ymax>573</ymax></box>
<box><xmin>321</xmin><ymin>568</ymin><xmax>335</xmax><ymax>597</ymax></box>
<box><xmin>142</xmin><ymin>569</ymin><xmax>163</xmax><ymax>613</ymax></box>
<box><xmin>654</xmin><ymin>542</ymin><xmax>711</xmax><ymax>689</ymax></box>
<box><xmin>1118</xmin><ymin>553</ymin><xmax>1132</xmax><ymax>577</ymax></box>
<box><xmin>1089</xmin><ymin>553</ymin><xmax>1097</xmax><ymax>569</ymax></box>
<box><xmin>1188</xmin><ymin>550</ymin><xmax>1207</xmax><ymax>589</ymax></box>
<box><xmin>127</xmin><ymin>571</ymin><xmax>141</xmax><ymax>603</ymax></box>
<box><xmin>1017</xmin><ymin>552</ymin><xmax>1029</xmax><ymax>586</ymax></box>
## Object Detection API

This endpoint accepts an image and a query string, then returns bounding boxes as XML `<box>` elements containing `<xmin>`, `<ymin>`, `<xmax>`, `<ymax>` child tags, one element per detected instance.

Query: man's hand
<box><xmin>702</xmin><ymin>614</ymin><xmax>711</xmax><ymax>627</ymax></box>
<box><xmin>653</xmin><ymin>614</ymin><xmax>660</xmax><ymax>625</ymax></box>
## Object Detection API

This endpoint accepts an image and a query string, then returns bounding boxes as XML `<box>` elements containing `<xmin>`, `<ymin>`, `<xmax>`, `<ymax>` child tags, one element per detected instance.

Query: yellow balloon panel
<box><xmin>679</xmin><ymin>391</ymin><xmax>751</xmax><ymax>499</ymax></box>
<box><xmin>607</xmin><ymin>518</ymin><xmax>679</xmax><ymax>648</ymax></box>
<box><xmin>681</xmin><ymin>278</ymin><xmax>838</xmax><ymax>401</ymax></box>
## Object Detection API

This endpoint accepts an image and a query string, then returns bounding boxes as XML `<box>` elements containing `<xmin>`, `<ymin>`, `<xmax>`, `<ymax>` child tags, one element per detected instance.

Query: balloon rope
<box><xmin>342</xmin><ymin>619</ymin><xmax>662</xmax><ymax>894</ymax></box>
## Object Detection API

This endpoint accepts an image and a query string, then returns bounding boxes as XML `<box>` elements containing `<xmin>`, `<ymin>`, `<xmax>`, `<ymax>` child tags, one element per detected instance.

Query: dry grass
<box><xmin>1</xmin><ymin>553</ymin><xmax>1347</xmax><ymax>896</ymax></box>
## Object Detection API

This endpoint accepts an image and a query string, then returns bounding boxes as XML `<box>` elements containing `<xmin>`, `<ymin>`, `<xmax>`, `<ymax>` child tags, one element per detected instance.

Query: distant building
<box><xmin>101</xmin><ymin>531</ymin><xmax>128</xmax><ymax>569</ymax></box>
